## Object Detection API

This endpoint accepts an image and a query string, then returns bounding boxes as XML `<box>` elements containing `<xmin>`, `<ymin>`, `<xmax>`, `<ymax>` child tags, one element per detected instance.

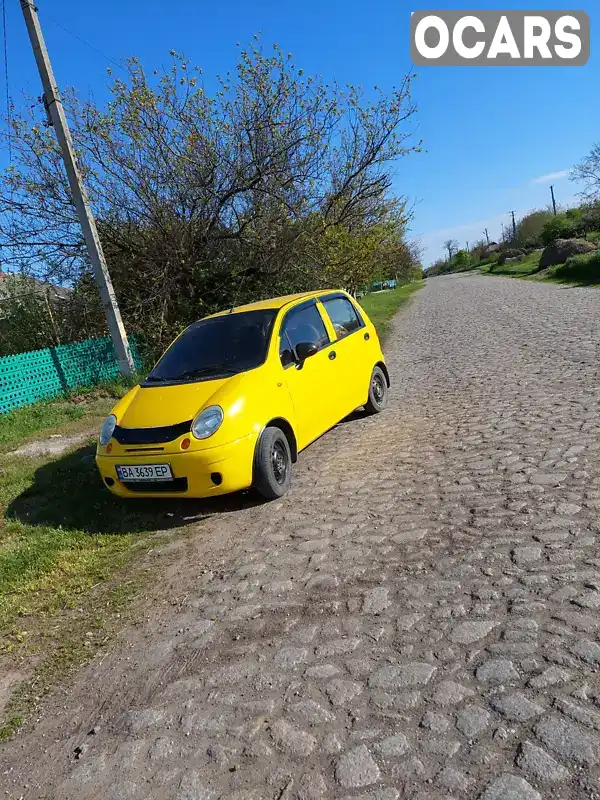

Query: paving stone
<box><xmin>436</xmin><ymin>766</ymin><xmax>471</xmax><ymax>792</ymax></box>
<box><xmin>290</xmin><ymin>700</ymin><xmax>335</xmax><ymax>724</ymax></box>
<box><xmin>431</xmin><ymin>680</ymin><xmax>474</xmax><ymax>706</ymax></box>
<box><xmin>296</xmin><ymin>771</ymin><xmax>327</xmax><ymax>800</ymax></box>
<box><xmin>396</xmin><ymin>613</ymin><xmax>424</xmax><ymax>631</ymax></box>
<box><xmin>274</xmin><ymin>647</ymin><xmax>309</xmax><ymax>668</ymax></box>
<box><xmin>315</xmin><ymin>638</ymin><xmax>361</xmax><ymax>658</ymax></box>
<box><xmin>335</xmin><ymin>745</ymin><xmax>380</xmax><ymax>788</ymax></box>
<box><xmin>270</xmin><ymin>719</ymin><xmax>317</xmax><ymax>757</ymax></box>
<box><xmin>557</xmin><ymin>502</ymin><xmax>582</xmax><ymax>516</ymax></box>
<box><xmin>420</xmin><ymin>711</ymin><xmax>449</xmax><ymax>733</ymax></box>
<box><xmin>516</xmin><ymin>741</ymin><xmax>570</xmax><ymax>783</ymax></box>
<box><xmin>489</xmin><ymin>692</ymin><xmax>544</xmax><ymax>722</ymax></box>
<box><xmin>570</xmin><ymin>638</ymin><xmax>600</xmax><ymax>665</ymax></box>
<box><xmin>369</xmin><ymin>663</ymin><xmax>436</xmax><ymax>690</ymax></box>
<box><xmin>420</xmin><ymin>737</ymin><xmax>460</xmax><ymax>757</ymax></box>
<box><xmin>455</xmin><ymin>706</ymin><xmax>492</xmax><ymax>739</ymax></box>
<box><xmin>325</xmin><ymin>679</ymin><xmax>363</xmax><ymax>707</ymax></box>
<box><xmin>374</xmin><ymin>733</ymin><xmax>410</xmax><ymax>757</ymax></box>
<box><xmin>527</xmin><ymin>666</ymin><xmax>571</xmax><ymax>690</ymax></box>
<box><xmin>475</xmin><ymin>659</ymin><xmax>520</xmax><ymax>684</ymax></box>
<box><xmin>535</xmin><ymin>715</ymin><xmax>600</xmax><ymax>766</ymax></box>
<box><xmin>322</xmin><ymin>733</ymin><xmax>343</xmax><ymax>754</ymax></box>
<box><xmin>553</xmin><ymin>697</ymin><xmax>600</xmax><ymax>732</ymax></box>
<box><xmin>529</xmin><ymin>474</ymin><xmax>568</xmax><ymax>487</ymax></box>
<box><xmin>479</xmin><ymin>773</ymin><xmax>541</xmax><ymax>800</ymax></box>
<box><xmin>391</xmin><ymin>757</ymin><xmax>425</xmax><ymax>780</ymax></box>
<box><xmin>362</xmin><ymin>587</ymin><xmax>391</xmax><ymax>614</ymax></box>
<box><xmin>176</xmin><ymin>772</ymin><xmax>215</xmax><ymax>800</ymax></box>
<box><xmin>450</xmin><ymin>620</ymin><xmax>498</xmax><ymax>644</ymax></box>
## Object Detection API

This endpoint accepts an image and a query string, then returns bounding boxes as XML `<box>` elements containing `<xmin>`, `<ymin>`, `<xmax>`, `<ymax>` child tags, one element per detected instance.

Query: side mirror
<box><xmin>295</xmin><ymin>341</ymin><xmax>318</xmax><ymax>362</ymax></box>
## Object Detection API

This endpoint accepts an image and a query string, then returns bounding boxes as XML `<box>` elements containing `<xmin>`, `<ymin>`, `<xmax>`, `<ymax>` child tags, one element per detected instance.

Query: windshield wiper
<box><xmin>173</xmin><ymin>366</ymin><xmax>239</xmax><ymax>381</ymax></box>
<box><xmin>145</xmin><ymin>375</ymin><xmax>167</xmax><ymax>382</ymax></box>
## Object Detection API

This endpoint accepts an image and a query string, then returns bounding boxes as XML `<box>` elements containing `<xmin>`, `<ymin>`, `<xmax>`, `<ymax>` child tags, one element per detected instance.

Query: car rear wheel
<box><xmin>254</xmin><ymin>426</ymin><xmax>292</xmax><ymax>500</ymax></box>
<box><xmin>364</xmin><ymin>366</ymin><xmax>388</xmax><ymax>414</ymax></box>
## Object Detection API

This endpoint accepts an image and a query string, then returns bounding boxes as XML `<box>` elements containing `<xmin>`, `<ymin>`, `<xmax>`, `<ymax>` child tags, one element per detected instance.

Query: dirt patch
<box><xmin>9</xmin><ymin>432</ymin><xmax>94</xmax><ymax>458</ymax></box>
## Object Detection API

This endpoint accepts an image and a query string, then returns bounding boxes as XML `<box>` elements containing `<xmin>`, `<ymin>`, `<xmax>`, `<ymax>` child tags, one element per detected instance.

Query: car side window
<box><xmin>279</xmin><ymin>303</ymin><xmax>330</xmax><ymax>366</ymax></box>
<box><xmin>322</xmin><ymin>296</ymin><xmax>363</xmax><ymax>340</ymax></box>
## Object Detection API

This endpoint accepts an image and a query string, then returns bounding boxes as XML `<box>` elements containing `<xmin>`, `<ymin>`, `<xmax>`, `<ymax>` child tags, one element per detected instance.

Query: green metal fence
<box><xmin>0</xmin><ymin>336</ymin><xmax>143</xmax><ymax>414</ymax></box>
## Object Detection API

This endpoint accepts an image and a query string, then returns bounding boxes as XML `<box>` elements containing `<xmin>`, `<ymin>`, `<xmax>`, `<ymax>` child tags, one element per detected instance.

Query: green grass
<box><xmin>0</xmin><ymin>380</ymin><xmax>132</xmax><ymax>453</ymax></box>
<box><xmin>360</xmin><ymin>281</ymin><xmax>424</xmax><ymax>341</ymax></box>
<box><xmin>480</xmin><ymin>247</ymin><xmax>600</xmax><ymax>287</ymax></box>
<box><xmin>480</xmin><ymin>250</ymin><xmax>542</xmax><ymax>277</ymax></box>
<box><xmin>546</xmin><ymin>250</ymin><xmax>600</xmax><ymax>286</ymax></box>
<box><xmin>0</xmin><ymin>382</ymin><xmax>178</xmax><ymax>739</ymax></box>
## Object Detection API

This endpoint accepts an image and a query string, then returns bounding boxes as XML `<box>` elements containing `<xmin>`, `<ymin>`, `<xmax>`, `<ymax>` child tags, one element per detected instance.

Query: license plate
<box><xmin>116</xmin><ymin>464</ymin><xmax>173</xmax><ymax>482</ymax></box>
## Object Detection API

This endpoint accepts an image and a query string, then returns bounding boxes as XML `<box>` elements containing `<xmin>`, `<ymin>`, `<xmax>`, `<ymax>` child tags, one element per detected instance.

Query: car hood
<box><xmin>117</xmin><ymin>377</ymin><xmax>235</xmax><ymax>428</ymax></box>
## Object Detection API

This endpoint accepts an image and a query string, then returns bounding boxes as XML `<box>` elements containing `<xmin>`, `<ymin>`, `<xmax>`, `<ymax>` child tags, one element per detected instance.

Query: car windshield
<box><xmin>146</xmin><ymin>309</ymin><xmax>277</xmax><ymax>384</ymax></box>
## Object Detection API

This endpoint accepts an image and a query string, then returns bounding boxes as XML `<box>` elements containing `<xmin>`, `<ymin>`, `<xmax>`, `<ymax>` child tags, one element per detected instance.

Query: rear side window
<box><xmin>322</xmin><ymin>296</ymin><xmax>363</xmax><ymax>339</ymax></box>
<box><xmin>280</xmin><ymin>303</ymin><xmax>330</xmax><ymax>364</ymax></box>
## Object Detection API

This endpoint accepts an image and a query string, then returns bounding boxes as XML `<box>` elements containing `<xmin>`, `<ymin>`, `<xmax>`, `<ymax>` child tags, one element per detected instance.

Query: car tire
<box><xmin>364</xmin><ymin>366</ymin><xmax>388</xmax><ymax>414</ymax></box>
<box><xmin>254</xmin><ymin>426</ymin><xmax>293</xmax><ymax>500</ymax></box>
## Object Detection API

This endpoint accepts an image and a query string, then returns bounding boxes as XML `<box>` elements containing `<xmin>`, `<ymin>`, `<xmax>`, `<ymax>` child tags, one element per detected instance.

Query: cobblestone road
<box><xmin>3</xmin><ymin>273</ymin><xmax>600</xmax><ymax>799</ymax></box>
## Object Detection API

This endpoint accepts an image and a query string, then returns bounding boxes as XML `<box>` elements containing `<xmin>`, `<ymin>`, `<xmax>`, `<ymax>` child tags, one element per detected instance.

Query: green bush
<box><xmin>540</xmin><ymin>215</ymin><xmax>577</xmax><ymax>245</ymax></box>
<box><xmin>552</xmin><ymin>250</ymin><xmax>600</xmax><ymax>284</ymax></box>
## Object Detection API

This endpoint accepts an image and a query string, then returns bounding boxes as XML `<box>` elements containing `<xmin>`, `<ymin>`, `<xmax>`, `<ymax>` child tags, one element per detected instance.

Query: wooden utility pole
<box><xmin>484</xmin><ymin>228</ymin><xmax>490</xmax><ymax>245</ymax></box>
<box><xmin>19</xmin><ymin>1</ymin><xmax>134</xmax><ymax>376</ymax></box>
<box><xmin>510</xmin><ymin>210</ymin><xmax>517</xmax><ymax>240</ymax></box>
<box><xmin>550</xmin><ymin>185</ymin><xmax>557</xmax><ymax>216</ymax></box>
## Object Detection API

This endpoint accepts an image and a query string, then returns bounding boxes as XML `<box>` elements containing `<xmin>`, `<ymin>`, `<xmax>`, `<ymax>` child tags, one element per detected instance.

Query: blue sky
<box><xmin>4</xmin><ymin>0</ymin><xmax>599</xmax><ymax>264</ymax></box>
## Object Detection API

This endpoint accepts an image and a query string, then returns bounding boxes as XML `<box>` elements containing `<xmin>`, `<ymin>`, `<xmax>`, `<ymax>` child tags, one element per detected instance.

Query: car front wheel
<box><xmin>364</xmin><ymin>366</ymin><xmax>388</xmax><ymax>414</ymax></box>
<box><xmin>254</xmin><ymin>426</ymin><xmax>292</xmax><ymax>500</ymax></box>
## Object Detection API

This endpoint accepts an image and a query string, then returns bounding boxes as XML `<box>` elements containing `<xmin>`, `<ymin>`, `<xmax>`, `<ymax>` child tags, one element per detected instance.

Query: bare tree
<box><xmin>571</xmin><ymin>143</ymin><xmax>600</xmax><ymax>202</ymax></box>
<box><xmin>443</xmin><ymin>239</ymin><xmax>459</xmax><ymax>261</ymax></box>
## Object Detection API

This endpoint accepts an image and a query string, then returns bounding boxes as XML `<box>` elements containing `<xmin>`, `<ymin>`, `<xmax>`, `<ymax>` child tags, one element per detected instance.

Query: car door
<box><xmin>278</xmin><ymin>301</ymin><xmax>337</xmax><ymax>450</ymax></box>
<box><xmin>319</xmin><ymin>293</ymin><xmax>371</xmax><ymax>417</ymax></box>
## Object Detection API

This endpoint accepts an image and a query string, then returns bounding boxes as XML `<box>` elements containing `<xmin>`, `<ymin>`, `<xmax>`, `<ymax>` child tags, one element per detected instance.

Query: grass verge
<box><xmin>480</xmin><ymin>249</ymin><xmax>600</xmax><ymax>287</ymax></box>
<box><xmin>360</xmin><ymin>281</ymin><xmax>424</xmax><ymax>341</ymax></box>
<box><xmin>0</xmin><ymin>380</ymin><xmax>133</xmax><ymax>454</ymax></box>
<box><xmin>480</xmin><ymin>251</ymin><xmax>542</xmax><ymax>277</ymax></box>
<box><xmin>0</xmin><ymin>383</ymin><xmax>176</xmax><ymax>740</ymax></box>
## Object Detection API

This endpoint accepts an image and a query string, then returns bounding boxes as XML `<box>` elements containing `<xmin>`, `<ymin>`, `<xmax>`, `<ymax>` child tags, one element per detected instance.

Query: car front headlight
<box><xmin>191</xmin><ymin>405</ymin><xmax>224</xmax><ymax>440</ymax></box>
<box><xmin>99</xmin><ymin>414</ymin><xmax>117</xmax><ymax>446</ymax></box>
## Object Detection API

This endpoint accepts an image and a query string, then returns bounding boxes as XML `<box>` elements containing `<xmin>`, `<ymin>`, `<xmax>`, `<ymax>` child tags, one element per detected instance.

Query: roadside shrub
<box><xmin>553</xmin><ymin>250</ymin><xmax>600</xmax><ymax>284</ymax></box>
<box><xmin>541</xmin><ymin>215</ymin><xmax>577</xmax><ymax>245</ymax></box>
<box><xmin>514</xmin><ymin>210</ymin><xmax>554</xmax><ymax>248</ymax></box>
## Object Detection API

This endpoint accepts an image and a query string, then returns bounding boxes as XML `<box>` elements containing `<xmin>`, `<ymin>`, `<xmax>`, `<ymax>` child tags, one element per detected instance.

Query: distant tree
<box><xmin>514</xmin><ymin>210</ymin><xmax>554</xmax><ymax>247</ymax></box>
<box><xmin>571</xmin><ymin>143</ymin><xmax>600</xmax><ymax>202</ymax></box>
<box><xmin>443</xmin><ymin>239</ymin><xmax>459</xmax><ymax>261</ymax></box>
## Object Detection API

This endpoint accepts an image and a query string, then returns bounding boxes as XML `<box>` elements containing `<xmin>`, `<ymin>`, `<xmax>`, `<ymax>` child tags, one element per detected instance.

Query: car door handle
<box><xmin>364</xmin><ymin>332</ymin><xmax>370</xmax><ymax>341</ymax></box>
<box><xmin>328</xmin><ymin>350</ymin><xmax>336</xmax><ymax>360</ymax></box>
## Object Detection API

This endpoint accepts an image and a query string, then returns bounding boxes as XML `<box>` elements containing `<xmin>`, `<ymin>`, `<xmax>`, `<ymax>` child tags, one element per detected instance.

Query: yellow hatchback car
<box><xmin>96</xmin><ymin>290</ymin><xmax>389</xmax><ymax>500</ymax></box>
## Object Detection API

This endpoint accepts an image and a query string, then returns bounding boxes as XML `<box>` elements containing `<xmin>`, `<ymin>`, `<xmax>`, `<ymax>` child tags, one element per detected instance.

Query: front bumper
<box><xmin>96</xmin><ymin>433</ymin><xmax>258</xmax><ymax>498</ymax></box>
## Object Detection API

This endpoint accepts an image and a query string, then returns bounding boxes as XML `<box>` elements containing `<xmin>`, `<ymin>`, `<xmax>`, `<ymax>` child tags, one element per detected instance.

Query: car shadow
<box><xmin>337</xmin><ymin>408</ymin><xmax>371</xmax><ymax>425</ymax></box>
<box><xmin>6</xmin><ymin>444</ymin><xmax>264</xmax><ymax>535</ymax></box>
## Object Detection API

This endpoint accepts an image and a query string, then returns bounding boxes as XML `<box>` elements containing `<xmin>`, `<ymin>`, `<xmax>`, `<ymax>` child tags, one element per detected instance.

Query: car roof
<box><xmin>207</xmin><ymin>290</ymin><xmax>342</xmax><ymax>318</ymax></box>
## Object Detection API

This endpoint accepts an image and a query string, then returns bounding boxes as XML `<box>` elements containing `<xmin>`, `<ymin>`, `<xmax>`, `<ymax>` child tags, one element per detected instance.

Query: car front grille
<box><xmin>121</xmin><ymin>477</ymin><xmax>188</xmax><ymax>493</ymax></box>
<box><xmin>113</xmin><ymin>420</ymin><xmax>192</xmax><ymax>445</ymax></box>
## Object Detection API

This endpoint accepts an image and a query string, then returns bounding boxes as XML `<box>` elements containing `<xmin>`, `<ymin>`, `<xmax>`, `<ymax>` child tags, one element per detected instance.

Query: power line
<box><xmin>42</xmin><ymin>12</ymin><xmax>128</xmax><ymax>74</ymax></box>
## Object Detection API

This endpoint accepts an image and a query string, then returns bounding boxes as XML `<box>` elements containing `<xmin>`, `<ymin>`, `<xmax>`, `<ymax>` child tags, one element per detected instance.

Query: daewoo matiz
<box><xmin>96</xmin><ymin>290</ymin><xmax>389</xmax><ymax>500</ymax></box>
